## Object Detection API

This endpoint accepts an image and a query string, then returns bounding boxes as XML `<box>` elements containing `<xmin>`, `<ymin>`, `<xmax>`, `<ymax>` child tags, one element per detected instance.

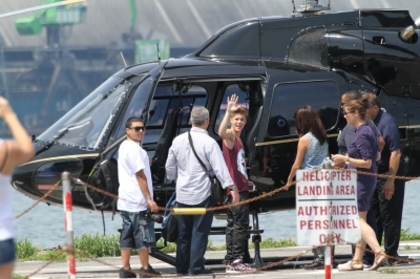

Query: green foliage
<box><xmin>32</xmin><ymin>250</ymin><xmax>67</xmax><ymax>261</ymax></box>
<box><xmin>400</xmin><ymin>228</ymin><xmax>420</xmax><ymax>241</ymax></box>
<box><xmin>74</xmin><ymin>233</ymin><xmax>120</xmax><ymax>258</ymax></box>
<box><xmin>378</xmin><ymin>268</ymin><xmax>398</xmax><ymax>274</ymax></box>
<box><xmin>155</xmin><ymin>238</ymin><xmax>177</xmax><ymax>253</ymax></box>
<box><xmin>15</xmin><ymin>238</ymin><xmax>38</xmax><ymax>259</ymax></box>
<box><xmin>15</xmin><ymin>238</ymin><xmax>66</xmax><ymax>261</ymax></box>
<box><xmin>250</xmin><ymin>237</ymin><xmax>297</xmax><ymax>249</ymax></box>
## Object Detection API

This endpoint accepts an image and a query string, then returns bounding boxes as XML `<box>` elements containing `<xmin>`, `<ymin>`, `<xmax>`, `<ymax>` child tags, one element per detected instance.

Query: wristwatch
<box><xmin>229</xmin><ymin>185</ymin><xmax>237</xmax><ymax>191</ymax></box>
<box><xmin>345</xmin><ymin>156</ymin><xmax>350</xmax><ymax>166</ymax></box>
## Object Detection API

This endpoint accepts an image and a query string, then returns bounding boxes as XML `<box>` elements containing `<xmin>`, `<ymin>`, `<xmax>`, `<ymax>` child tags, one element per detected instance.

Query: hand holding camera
<box><xmin>145</xmin><ymin>209</ymin><xmax>163</xmax><ymax>223</ymax></box>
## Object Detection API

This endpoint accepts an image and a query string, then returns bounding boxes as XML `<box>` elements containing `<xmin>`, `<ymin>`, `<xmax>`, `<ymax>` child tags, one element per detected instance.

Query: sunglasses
<box><xmin>342</xmin><ymin>111</ymin><xmax>353</xmax><ymax>116</ymax></box>
<box><xmin>130</xmin><ymin>126</ymin><xmax>145</xmax><ymax>132</ymax></box>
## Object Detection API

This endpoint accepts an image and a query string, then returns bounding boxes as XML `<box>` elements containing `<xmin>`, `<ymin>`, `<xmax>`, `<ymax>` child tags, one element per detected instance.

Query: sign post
<box><xmin>296</xmin><ymin>169</ymin><xmax>360</xmax><ymax>278</ymax></box>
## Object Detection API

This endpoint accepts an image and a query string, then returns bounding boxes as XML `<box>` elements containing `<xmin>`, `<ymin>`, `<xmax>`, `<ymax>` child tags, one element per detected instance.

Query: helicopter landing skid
<box><xmin>151</xmin><ymin>208</ymin><xmax>266</xmax><ymax>267</ymax></box>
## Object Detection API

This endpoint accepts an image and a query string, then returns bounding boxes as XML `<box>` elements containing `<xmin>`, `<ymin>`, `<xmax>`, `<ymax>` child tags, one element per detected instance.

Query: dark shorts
<box><xmin>0</xmin><ymin>238</ymin><xmax>16</xmax><ymax>266</ymax></box>
<box><xmin>120</xmin><ymin>211</ymin><xmax>156</xmax><ymax>250</ymax></box>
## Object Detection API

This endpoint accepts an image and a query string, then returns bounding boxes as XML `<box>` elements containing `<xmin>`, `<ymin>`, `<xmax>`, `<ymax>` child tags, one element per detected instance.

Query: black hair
<box><xmin>125</xmin><ymin>117</ymin><xmax>143</xmax><ymax>128</ymax></box>
<box><xmin>295</xmin><ymin>105</ymin><xmax>327</xmax><ymax>144</ymax></box>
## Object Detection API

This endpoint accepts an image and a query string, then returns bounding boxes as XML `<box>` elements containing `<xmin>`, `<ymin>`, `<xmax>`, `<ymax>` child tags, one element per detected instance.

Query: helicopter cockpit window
<box><xmin>198</xmin><ymin>22</ymin><xmax>259</xmax><ymax>58</ymax></box>
<box><xmin>141</xmin><ymin>85</ymin><xmax>208</xmax><ymax>145</ymax></box>
<box><xmin>112</xmin><ymin>76</ymin><xmax>153</xmax><ymax>142</ymax></box>
<box><xmin>215</xmin><ymin>84</ymin><xmax>249</xmax><ymax>133</ymax></box>
<box><xmin>268</xmin><ymin>81</ymin><xmax>339</xmax><ymax>138</ymax></box>
<box><xmin>38</xmin><ymin>76</ymin><xmax>131</xmax><ymax>150</ymax></box>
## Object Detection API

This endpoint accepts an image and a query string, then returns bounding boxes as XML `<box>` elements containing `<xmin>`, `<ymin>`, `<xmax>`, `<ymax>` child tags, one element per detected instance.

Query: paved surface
<box><xmin>15</xmin><ymin>241</ymin><xmax>420</xmax><ymax>278</ymax></box>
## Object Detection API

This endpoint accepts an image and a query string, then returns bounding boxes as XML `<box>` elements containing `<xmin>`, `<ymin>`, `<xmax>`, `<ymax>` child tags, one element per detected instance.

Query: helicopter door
<box><xmin>253</xmin><ymin>76</ymin><xmax>340</xmax><ymax>190</ymax></box>
<box><xmin>107</xmin><ymin>62</ymin><xmax>168</xmax><ymax>143</ymax></box>
<box><xmin>402</xmin><ymin>107</ymin><xmax>420</xmax><ymax>176</ymax></box>
<box><xmin>140</xmin><ymin>62</ymin><xmax>168</xmax><ymax>124</ymax></box>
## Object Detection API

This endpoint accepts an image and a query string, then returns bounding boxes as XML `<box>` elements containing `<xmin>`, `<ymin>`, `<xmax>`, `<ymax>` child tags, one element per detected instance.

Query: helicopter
<box><xmin>10</xmin><ymin>0</ymin><xmax>420</xmax><ymax>266</ymax></box>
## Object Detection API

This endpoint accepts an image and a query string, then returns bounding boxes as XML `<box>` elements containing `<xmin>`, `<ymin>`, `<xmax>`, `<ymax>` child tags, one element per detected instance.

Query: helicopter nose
<box><xmin>13</xmin><ymin>158</ymin><xmax>84</xmax><ymax>196</ymax></box>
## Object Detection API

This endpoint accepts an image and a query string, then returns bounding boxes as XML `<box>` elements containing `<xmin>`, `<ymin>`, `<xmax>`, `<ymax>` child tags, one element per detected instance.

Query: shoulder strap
<box><xmin>0</xmin><ymin>142</ymin><xmax>8</xmax><ymax>172</ymax></box>
<box><xmin>188</xmin><ymin>131</ymin><xmax>210</xmax><ymax>174</ymax></box>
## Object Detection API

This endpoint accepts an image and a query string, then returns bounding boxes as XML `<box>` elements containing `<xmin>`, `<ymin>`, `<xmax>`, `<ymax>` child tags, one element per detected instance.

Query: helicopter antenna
<box><xmin>292</xmin><ymin>0</ymin><xmax>331</xmax><ymax>17</ymax></box>
<box><xmin>120</xmin><ymin>51</ymin><xmax>128</xmax><ymax>68</ymax></box>
<box><xmin>156</xmin><ymin>42</ymin><xmax>161</xmax><ymax>62</ymax></box>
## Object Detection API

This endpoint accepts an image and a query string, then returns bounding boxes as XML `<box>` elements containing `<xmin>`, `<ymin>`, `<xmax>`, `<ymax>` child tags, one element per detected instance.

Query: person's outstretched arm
<box><xmin>0</xmin><ymin>97</ymin><xmax>35</xmax><ymax>168</ymax></box>
<box><xmin>218</xmin><ymin>94</ymin><xmax>238</xmax><ymax>147</ymax></box>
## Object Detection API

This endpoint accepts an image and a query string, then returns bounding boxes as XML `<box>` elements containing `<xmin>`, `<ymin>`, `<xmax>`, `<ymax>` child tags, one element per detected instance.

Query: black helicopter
<box><xmin>11</xmin><ymin>1</ymin><xmax>420</xmax><ymax>266</ymax></box>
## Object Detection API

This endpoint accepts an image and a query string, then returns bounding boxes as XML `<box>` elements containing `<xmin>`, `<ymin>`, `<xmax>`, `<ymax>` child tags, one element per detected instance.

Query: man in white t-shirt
<box><xmin>117</xmin><ymin>117</ymin><xmax>161</xmax><ymax>278</ymax></box>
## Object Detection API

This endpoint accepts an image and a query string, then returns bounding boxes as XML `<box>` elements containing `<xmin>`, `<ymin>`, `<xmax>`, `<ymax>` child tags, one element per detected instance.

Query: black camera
<box><xmin>145</xmin><ymin>209</ymin><xmax>163</xmax><ymax>223</ymax></box>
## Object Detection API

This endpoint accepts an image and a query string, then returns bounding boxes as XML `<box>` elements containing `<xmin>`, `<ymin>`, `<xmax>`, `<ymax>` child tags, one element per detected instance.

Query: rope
<box><xmin>14</xmin><ymin>169</ymin><xmax>420</xmax><ymax>277</ymax></box>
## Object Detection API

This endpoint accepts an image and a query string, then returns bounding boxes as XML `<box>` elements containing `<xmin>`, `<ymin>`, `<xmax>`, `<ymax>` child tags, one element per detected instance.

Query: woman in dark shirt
<box><xmin>332</xmin><ymin>98</ymin><xmax>386</xmax><ymax>271</ymax></box>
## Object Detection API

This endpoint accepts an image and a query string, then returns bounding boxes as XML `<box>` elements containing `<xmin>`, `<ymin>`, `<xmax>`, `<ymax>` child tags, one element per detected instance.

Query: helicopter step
<box><xmin>148</xmin><ymin>224</ymin><xmax>264</xmax><ymax>267</ymax></box>
<box><xmin>149</xmin><ymin>207</ymin><xmax>266</xmax><ymax>267</ymax></box>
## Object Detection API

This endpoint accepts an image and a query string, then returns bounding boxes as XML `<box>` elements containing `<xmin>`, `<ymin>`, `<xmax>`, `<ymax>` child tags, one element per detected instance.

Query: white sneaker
<box><xmin>337</xmin><ymin>260</ymin><xmax>370</xmax><ymax>270</ymax></box>
<box><xmin>363</xmin><ymin>263</ymin><xmax>371</xmax><ymax>270</ymax></box>
<box><xmin>337</xmin><ymin>260</ymin><xmax>351</xmax><ymax>269</ymax></box>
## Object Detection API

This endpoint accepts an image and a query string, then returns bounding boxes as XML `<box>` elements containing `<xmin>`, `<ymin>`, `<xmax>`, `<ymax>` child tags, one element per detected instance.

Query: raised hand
<box><xmin>227</xmin><ymin>94</ymin><xmax>239</xmax><ymax>113</ymax></box>
<box><xmin>0</xmin><ymin>96</ymin><xmax>14</xmax><ymax>119</ymax></box>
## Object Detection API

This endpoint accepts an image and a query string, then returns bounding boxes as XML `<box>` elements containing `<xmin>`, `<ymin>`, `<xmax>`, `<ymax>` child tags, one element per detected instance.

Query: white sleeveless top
<box><xmin>0</xmin><ymin>140</ymin><xmax>15</xmax><ymax>241</ymax></box>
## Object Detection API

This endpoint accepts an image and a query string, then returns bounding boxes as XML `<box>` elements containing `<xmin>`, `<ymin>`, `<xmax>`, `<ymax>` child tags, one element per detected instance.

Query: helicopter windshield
<box><xmin>37</xmin><ymin>76</ymin><xmax>132</xmax><ymax>150</ymax></box>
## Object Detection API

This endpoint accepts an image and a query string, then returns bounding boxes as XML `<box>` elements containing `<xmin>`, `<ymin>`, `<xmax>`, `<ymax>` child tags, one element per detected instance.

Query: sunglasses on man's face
<box><xmin>130</xmin><ymin>126</ymin><xmax>145</xmax><ymax>132</ymax></box>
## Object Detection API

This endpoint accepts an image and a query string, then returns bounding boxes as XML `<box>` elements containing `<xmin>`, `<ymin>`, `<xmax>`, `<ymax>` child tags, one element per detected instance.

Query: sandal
<box><xmin>337</xmin><ymin>260</ymin><xmax>364</xmax><ymax>271</ymax></box>
<box><xmin>369</xmin><ymin>251</ymin><xmax>388</xmax><ymax>271</ymax></box>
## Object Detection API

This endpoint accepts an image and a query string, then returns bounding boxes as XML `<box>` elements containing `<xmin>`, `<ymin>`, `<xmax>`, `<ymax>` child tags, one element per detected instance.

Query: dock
<box><xmin>15</xmin><ymin>241</ymin><xmax>420</xmax><ymax>278</ymax></box>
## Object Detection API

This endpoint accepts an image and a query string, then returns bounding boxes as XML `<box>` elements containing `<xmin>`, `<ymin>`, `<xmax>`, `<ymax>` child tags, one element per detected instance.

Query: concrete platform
<box><xmin>15</xmin><ymin>241</ymin><xmax>420</xmax><ymax>278</ymax></box>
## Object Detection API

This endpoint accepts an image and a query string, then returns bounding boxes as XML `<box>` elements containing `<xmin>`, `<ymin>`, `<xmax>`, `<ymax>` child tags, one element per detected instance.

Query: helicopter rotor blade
<box><xmin>0</xmin><ymin>0</ymin><xmax>86</xmax><ymax>20</ymax></box>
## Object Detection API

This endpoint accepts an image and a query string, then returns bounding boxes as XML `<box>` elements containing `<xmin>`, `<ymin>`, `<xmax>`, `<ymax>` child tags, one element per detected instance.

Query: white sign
<box><xmin>296</xmin><ymin>169</ymin><xmax>360</xmax><ymax>246</ymax></box>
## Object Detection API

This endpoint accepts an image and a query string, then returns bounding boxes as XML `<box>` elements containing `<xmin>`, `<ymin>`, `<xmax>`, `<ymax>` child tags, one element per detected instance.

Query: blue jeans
<box><xmin>176</xmin><ymin>196</ymin><xmax>213</xmax><ymax>275</ymax></box>
<box><xmin>0</xmin><ymin>238</ymin><xmax>15</xmax><ymax>266</ymax></box>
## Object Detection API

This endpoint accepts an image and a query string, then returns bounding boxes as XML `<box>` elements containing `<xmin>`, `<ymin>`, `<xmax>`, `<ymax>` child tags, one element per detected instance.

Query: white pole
<box><xmin>323</xmin><ymin>158</ymin><xmax>333</xmax><ymax>279</ymax></box>
<box><xmin>62</xmin><ymin>171</ymin><xmax>76</xmax><ymax>279</ymax></box>
<box><xmin>324</xmin><ymin>246</ymin><xmax>331</xmax><ymax>279</ymax></box>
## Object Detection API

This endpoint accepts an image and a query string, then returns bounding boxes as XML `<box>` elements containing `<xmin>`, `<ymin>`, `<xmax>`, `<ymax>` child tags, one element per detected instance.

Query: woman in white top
<box><xmin>0</xmin><ymin>97</ymin><xmax>35</xmax><ymax>279</ymax></box>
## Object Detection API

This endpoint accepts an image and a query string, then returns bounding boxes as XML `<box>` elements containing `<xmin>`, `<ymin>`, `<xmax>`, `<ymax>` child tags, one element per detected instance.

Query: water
<box><xmin>12</xmin><ymin>180</ymin><xmax>420</xmax><ymax>249</ymax></box>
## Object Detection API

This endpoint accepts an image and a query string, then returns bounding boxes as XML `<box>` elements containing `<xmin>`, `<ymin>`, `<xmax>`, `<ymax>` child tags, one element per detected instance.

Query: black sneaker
<box><xmin>139</xmin><ymin>265</ymin><xmax>162</xmax><ymax>278</ymax></box>
<box><xmin>119</xmin><ymin>268</ymin><xmax>137</xmax><ymax>278</ymax></box>
<box><xmin>303</xmin><ymin>258</ymin><xmax>324</xmax><ymax>270</ymax></box>
<box><xmin>189</xmin><ymin>268</ymin><xmax>213</xmax><ymax>276</ymax></box>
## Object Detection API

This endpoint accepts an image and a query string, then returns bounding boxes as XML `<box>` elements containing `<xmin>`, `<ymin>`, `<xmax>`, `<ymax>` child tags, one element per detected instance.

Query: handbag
<box><xmin>161</xmin><ymin>192</ymin><xmax>178</xmax><ymax>245</ymax></box>
<box><xmin>188</xmin><ymin>131</ymin><xmax>226</xmax><ymax>205</ymax></box>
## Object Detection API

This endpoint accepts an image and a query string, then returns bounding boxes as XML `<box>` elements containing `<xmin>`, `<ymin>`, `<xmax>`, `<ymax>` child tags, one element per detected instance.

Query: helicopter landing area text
<box><xmin>296</xmin><ymin>170</ymin><xmax>360</xmax><ymax>246</ymax></box>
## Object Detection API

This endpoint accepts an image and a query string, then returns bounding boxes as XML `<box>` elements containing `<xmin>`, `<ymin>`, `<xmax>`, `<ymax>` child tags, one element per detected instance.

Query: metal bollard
<box><xmin>62</xmin><ymin>171</ymin><xmax>76</xmax><ymax>279</ymax></box>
